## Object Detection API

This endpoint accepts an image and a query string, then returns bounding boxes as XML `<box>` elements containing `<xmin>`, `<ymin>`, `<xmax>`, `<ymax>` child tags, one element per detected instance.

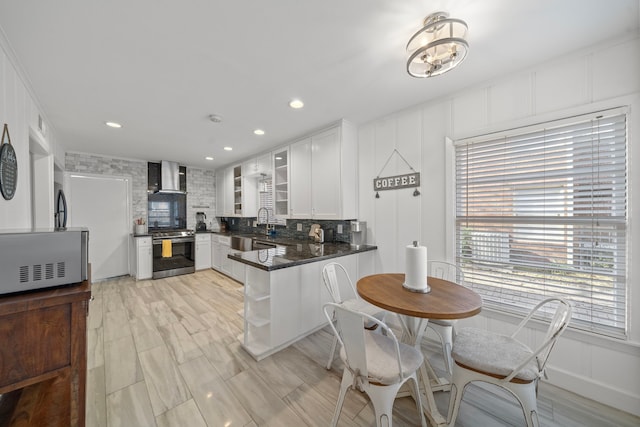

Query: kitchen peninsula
<box><xmin>228</xmin><ymin>239</ymin><xmax>377</xmax><ymax>360</ymax></box>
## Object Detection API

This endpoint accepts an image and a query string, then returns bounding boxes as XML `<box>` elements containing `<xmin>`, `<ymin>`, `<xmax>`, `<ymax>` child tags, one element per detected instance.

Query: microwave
<box><xmin>0</xmin><ymin>228</ymin><xmax>89</xmax><ymax>296</ymax></box>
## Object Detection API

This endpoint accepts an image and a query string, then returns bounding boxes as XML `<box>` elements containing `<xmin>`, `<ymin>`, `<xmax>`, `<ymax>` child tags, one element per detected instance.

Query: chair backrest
<box><xmin>322</xmin><ymin>262</ymin><xmax>357</xmax><ymax>303</ymax></box>
<box><xmin>429</xmin><ymin>260</ymin><xmax>465</xmax><ymax>285</ymax></box>
<box><xmin>508</xmin><ymin>297</ymin><xmax>572</xmax><ymax>381</ymax></box>
<box><xmin>323</xmin><ymin>302</ymin><xmax>403</xmax><ymax>384</ymax></box>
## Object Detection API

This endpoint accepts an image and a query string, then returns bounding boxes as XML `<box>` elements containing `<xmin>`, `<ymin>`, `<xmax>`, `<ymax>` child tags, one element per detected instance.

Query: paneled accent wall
<box><xmin>64</xmin><ymin>152</ymin><xmax>216</xmax><ymax>230</ymax></box>
<box><xmin>358</xmin><ymin>35</ymin><xmax>640</xmax><ymax>416</ymax></box>
<box><xmin>0</xmin><ymin>31</ymin><xmax>57</xmax><ymax>229</ymax></box>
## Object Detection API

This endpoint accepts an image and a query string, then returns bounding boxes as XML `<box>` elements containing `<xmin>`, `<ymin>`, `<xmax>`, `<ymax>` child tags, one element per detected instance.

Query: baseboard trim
<box><xmin>545</xmin><ymin>365</ymin><xmax>640</xmax><ymax>417</ymax></box>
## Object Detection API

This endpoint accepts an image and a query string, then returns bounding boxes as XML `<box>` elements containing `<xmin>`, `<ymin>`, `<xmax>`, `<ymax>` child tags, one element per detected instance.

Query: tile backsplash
<box><xmin>223</xmin><ymin>217</ymin><xmax>356</xmax><ymax>243</ymax></box>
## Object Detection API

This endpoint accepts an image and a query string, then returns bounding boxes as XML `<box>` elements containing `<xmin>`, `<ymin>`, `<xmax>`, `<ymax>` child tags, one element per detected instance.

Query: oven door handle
<box><xmin>152</xmin><ymin>237</ymin><xmax>194</xmax><ymax>245</ymax></box>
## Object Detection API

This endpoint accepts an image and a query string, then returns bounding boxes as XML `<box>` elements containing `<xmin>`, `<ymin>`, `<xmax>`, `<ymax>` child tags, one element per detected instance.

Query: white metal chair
<box><xmin>426</xmin><ymin>260</ymin><xmax>465</xmax><ymax>374</ymax></box>
<box><xmin>323</xmin><ymin>302</ymin><xmax>427</xmax><ymax>427</ymax></box>
<box><xmin>322</xmin><ymin>262</ymin><xmax>387</xmax><ymax>369</ymax></box>
<box><xmin>446</xmin><ymin>297</ymin><xmax>572</xmax><ymax>427</ymax></box>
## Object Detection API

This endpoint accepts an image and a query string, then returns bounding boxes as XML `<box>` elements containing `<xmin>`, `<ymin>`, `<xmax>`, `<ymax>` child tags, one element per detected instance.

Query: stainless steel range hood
<box><xmin>157</xmin><ymin>160</ymin><xmax>185</xmax><ymax>193</ymax></box>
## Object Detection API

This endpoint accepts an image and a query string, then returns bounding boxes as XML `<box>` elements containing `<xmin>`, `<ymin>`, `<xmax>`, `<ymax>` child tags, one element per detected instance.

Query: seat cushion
<box><xmin>340</xmin><ymin>330</ymin><xmax>423</xmax><ymax>385</ymax></box>
<box><xmin>452</xmin><ymin>327</ymin><xmax>538</xmax><ymax>381</ymax></box>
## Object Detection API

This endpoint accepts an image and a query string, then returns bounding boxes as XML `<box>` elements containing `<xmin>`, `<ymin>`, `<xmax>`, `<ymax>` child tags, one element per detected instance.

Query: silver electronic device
<box><xmin>0</xmin><ymin>228</ymin><xmax>89</xmax><ymax>296</ymax></box>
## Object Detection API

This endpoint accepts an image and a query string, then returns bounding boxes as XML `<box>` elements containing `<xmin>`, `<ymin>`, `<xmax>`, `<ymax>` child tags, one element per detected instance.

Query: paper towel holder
<box><xmin>402</xmin><ymin>281</ymin><xmax>431</xmax><ymax>293</ymax></box>
<box><xmin>402</xmin><ymin>240</ymin><xmax>431</xmax><ymax>293</ymax></box>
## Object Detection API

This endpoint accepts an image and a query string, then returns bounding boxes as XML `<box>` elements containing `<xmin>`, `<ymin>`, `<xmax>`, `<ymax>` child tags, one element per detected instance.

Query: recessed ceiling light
<box><xmin>224</xmin><ymin>146</ymin><xmax>233</xmax><ymax>151</ymax></box>
<box><xmin>205</xmin><ymin>156</ymin><xmax>214</xmax><ymax>161</ymax></box>
<box><xmin>208</xmin><ymin>114</ymin><xmax>223</xmax><ymax>123</ymax></box>
<box><xmin>289</xmin><ymin>99</ymin><xmax>304</xmax><ymax>109</ymax></box>
<box><xmin>105</xmin><ymin>121</ymin><xmax>122</xmax><ymax>128</ymax></box>
<box><xmin>254</xmin><ymin>129</ymin><xmax>265</xmax><ymax>135</ymax></box>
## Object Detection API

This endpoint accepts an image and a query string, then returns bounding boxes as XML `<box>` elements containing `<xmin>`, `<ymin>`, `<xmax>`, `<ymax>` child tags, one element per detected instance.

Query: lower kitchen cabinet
<box><xmin>241</xmin><ymin>251</ymin><xmax>372</xmax><ymax>360</ymax></box>
<box><xmin>211</xmin><ymin>236</ymin><xmax>222</xmax><ymax>270</ymax></box>
<box><xmin>195</xmin><ymin>233</ymin><xmax>212</xmax><ymax>270</ymax></box>
<box><xmin>211</xmin><ymin>235</ymin><xmax>244</xmax><ymax>283</ymax></box>
<box><xmin>132</xmin><ymin>236</ymin><xmax>152</xmax><ymax>280</ymax></box>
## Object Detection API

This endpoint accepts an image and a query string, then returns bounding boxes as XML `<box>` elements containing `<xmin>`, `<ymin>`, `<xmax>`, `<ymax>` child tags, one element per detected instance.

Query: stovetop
<box><xmin>150</xmin><ymin>229</ymin><xmax>195</xmax><ymax>238</ymax></box>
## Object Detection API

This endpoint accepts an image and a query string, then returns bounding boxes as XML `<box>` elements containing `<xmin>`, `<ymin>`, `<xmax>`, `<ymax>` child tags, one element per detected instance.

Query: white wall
<box><xmin>358</xmin><ymin>35</ymin><xmax>640</xmax><ymax>416</ymax></box>
<box><xmin>0</xmin><ymin>30</ymin><xmax>57</xmax><ymax>229</ymax></box>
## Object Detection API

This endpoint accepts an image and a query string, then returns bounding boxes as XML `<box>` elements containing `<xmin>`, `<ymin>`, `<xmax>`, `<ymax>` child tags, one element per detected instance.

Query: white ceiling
<box><xmin>0</xmin><ymin>0</ymin><xmax>638</xmax><ymax>169</ymax></box>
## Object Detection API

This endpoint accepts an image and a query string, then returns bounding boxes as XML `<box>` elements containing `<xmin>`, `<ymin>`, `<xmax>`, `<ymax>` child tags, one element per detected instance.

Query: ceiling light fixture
<box><xmin>205</xmin><ymin>156</ymin><xmax>214</xmax><ymax>161</ymax></box>
<box><xmin>406</xmin><ymin>11</ymin><xmax>468</xmax><ymax>78</ymax></box>
<box><xmin>224</xmin><ymin>146</ymin><xmax>232</xmax><ymax>151</ymax></box>
<box><xmin>254</xmin><ymin>129</ymin><xmax>265</xmax><ymax>135</ymax></box>
<box><xmin>105</xmin><ymin>121</ymin><xmax>122</xmax><ymax>128</ymax></box>
<box><xmin>208</xmin><ymin>114</ymin><xmax>223</xmax><ymax>123</ymax></box>
<box><xmin>289</xmin><ymin>99</ymin><xmax>304</xmax><ymax>109</ymax></box>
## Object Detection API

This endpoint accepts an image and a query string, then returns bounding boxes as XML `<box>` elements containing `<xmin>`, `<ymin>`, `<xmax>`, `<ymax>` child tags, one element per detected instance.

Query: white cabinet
<box><xmin>217</xmin><ymin>164</ymin><xmax>257</xmax><ymax>218</ymax></box>
<box><xmin>273</xmin><ymin>148</ymin><xmax>289</xmax><ymax>219</ymax></box>
<box><xmin>211</xmin><ymin>235</ymin><xmax>222</xmax><ymax>270</ymax></box>
<box><xmin>133</xmin><ymin>236</ymin><xmax>152</xmax><ymax>280</ymax></box>
<box><xmin>215</xmin><ymin>235</ymin><xmax>233</xmax><ymax>276</ymax></box>
<box><xmin>215</xmin><ymin>169</ymin><xmax>228</xmax><ymax>217</ymax></box>
<box><xmin>195</xmin><ymin>233</ymin><xmax>212</xmax><ymax>270</ymax></box>
<box><xmin>244</xmin><ymin>152</ymin><xmax>272</xmax><ymax>177</ymax></box>
<box><xmin>288</xmin><ymin>120</ymin><xmax>357</xmax><ymax>219</ymax></box>
<box><xmin>241</xmin><ymin>252</ymin><xmax>366</xmax><ymax>360</ymax></box>
<box><xmin>289</xmin><ymin>138</ymin><xmax>312</xmax><ymax>218</ymax></box>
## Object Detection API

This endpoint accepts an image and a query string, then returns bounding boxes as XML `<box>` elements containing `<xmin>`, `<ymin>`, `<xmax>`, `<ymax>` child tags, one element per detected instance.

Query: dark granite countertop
<box><xmin>228</xmin><ymin>242</ymin><xmax>377</xmax><ymax>271</ymax></box>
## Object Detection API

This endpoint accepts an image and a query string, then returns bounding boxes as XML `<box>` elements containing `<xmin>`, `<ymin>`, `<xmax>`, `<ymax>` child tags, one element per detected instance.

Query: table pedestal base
<box><xmin>397</xmin><ymin>315</ymin><xmax>450</xmax><ymax>427</ymax></box>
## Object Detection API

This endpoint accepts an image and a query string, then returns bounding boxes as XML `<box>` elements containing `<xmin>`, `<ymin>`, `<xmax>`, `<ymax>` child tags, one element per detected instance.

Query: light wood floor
<box><xmin>86</xmin><ymin>269</ymin><xmax>639</xmax><ymax>427</ymax></box>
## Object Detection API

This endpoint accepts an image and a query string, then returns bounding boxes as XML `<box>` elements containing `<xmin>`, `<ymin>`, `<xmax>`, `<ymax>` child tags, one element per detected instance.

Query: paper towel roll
<box><xmin>403</xmin><ymin>242</ymin><xmax>430</xmax><ymax>293</ymax></box>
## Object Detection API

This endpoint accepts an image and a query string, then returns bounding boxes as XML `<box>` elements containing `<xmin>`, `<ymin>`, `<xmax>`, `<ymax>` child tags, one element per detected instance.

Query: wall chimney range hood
<box><xmin>154</xmin><ymin>160</ymin><xmax>186</xmax><ymax>194</ymax></box>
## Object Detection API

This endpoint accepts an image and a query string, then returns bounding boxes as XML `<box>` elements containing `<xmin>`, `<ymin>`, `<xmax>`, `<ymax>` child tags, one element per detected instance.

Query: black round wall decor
<box><xmin>0</xmin><ymin>124</ymin><xmax>17</xmax><ymax>200</ymax></box>
<box><xmin>55</xmin><ymin>189</ymin><xmax>68</xmax><ymax>229</ymax></box>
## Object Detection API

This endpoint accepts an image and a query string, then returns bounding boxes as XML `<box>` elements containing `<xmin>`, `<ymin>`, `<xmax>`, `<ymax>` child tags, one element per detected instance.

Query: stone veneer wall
<box><xmin>64</xmin><ymin>152</ymin><xmax>216</xmax><ymax>230</ymax></box>
<box><xmin>186</xmin><ymin>167</ymin><xmax>217</xmax><ymax>230</ymax></box>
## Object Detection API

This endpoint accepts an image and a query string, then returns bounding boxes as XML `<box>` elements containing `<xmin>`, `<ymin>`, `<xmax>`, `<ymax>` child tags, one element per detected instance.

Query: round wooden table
<box><xmin>357</xmin><ymin>274</ymin><xmax>482</xmax><ymax>320</ymax></box>
<box><xmin>357</xmin><ymin>273</ymin><xmax>482</xmax><ymax>427</ymax></box>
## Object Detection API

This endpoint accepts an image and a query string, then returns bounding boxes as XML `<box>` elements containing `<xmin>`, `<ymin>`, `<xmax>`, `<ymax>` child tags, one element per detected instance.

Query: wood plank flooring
<box><xmin>86</xmin><ymin>270</ymin><xmax>640</xmax><ymax>426</ymax></box>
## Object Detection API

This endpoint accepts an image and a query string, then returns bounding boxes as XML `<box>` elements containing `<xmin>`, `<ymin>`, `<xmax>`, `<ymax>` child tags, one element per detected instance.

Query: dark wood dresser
<box><xmin>0</xmin><ymin>279</ymin><xmax>91</xmax><ymax>426</ymax></box>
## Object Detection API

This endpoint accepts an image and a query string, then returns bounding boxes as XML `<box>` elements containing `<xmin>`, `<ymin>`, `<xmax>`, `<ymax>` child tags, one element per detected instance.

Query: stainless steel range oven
<box><xmin>151</xmin><ymin>229</ymin><xmax>195</xmax><ymax>279</ymax></box>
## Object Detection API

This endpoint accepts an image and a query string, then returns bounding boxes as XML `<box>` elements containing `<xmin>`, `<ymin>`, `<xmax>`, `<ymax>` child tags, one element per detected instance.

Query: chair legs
<box><xmin>446</xmin><ymin>364</ymin><xmax>540</xmax><ymax>427</ymax></box>
<box><xmin>427</xmin><ymin>323</ymin><xmax>454</xmax><ymax>374</ymax></box>
<box><xmin>326</xmin><ymin>334</ymin><xmax>338</xmax><ymax>369</ymax></box>
<box><xmin>330</xmin><ymin>369</ymin><xmax>353</xmax><ymax>427</ymax></box>
<box><xmin>331</xmin><ymin>371</ymin><xmax>427</xmax><ymax>427</ymax></box>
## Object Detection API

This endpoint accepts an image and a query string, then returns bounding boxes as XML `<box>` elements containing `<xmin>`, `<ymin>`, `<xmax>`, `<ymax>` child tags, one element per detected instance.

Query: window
<box><xmin>455</xmin><ymin>109</ymin><xmax>627</xmax><ymax>338</ymax></box>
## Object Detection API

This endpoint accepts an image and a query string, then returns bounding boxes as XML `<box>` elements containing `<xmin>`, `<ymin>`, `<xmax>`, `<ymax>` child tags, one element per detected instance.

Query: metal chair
<box><xmin>322</xmin><ymin>262</ymin><xmax>386</xmax><ymax>369</ymax></box>
<box><xmin>446</xmin><ymin>297</ymin><xmax>572</xmax><ymax>427</ymax></box>
<box><xmin>426</xmin><ymin>260</ymin><xmax>465</xmax><ymax>374</ymax></box>
<box><xmin>323</xmin><ymin>302</ymin><xmax>427</xmax><ymax>427</ymax></box>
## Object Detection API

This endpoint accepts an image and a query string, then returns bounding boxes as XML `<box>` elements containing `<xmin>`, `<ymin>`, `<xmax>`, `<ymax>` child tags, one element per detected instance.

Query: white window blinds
<box><xmin>455</xmin><ymin>109</ymin><xmax>627</xmax><ymax>338</ymax></box>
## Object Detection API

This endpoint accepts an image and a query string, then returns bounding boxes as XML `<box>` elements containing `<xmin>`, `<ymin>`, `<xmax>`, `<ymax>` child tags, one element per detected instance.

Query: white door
<box><xmin>65</xmin><ymin>173</ymin><xmax>131</xmax><ymax>281</ymax></box>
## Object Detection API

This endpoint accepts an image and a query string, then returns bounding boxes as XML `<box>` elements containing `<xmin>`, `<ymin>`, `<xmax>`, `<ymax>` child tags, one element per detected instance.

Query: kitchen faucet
<box><xmin>257</xmin><ymin>207</ymin><xmax>270</xmax><ymax>235</ymax></box>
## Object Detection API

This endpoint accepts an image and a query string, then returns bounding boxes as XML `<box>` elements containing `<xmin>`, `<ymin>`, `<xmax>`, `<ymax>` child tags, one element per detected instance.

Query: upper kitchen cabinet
<box><xmin>216</xmin><ymin>164</ymin><xmax>257</xmax><ymax>218</ymax></box>
<box><xmin>289</xmin><ymin>120</ymin><xmax>357</xmax><ymax>219</ymax></box>
<box><xmin>272</xmin><ymin>148</ymin><xmax>289</xmax><ymax>219</ymax></box>
<box><xmin>289</xmin><ymin>138</ymin><xmax>312</xmax><ymax>218</ymax></box>
<box><xmin>215</xmin><ymin>168</ymin><xmax>226</xmax><ymax>217</ymax></box>
<box><xmin>243</xmin><ymin>152</ymin><xmax>272</xmax><ymax>177</ymax></box>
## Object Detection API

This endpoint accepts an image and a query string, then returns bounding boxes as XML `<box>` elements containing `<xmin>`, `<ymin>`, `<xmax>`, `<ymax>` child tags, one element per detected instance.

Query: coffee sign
<box><xmin>373</xmin><ymin>172</ymin><xmax>420</xmax><ymax>191</ymax></box>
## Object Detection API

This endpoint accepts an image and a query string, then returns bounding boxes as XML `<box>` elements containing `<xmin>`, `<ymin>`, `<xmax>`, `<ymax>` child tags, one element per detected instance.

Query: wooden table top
<box><xmin>357</xmin><ymin>273</ymin><xmax>482</xmax><ymax>320</ymax></box>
